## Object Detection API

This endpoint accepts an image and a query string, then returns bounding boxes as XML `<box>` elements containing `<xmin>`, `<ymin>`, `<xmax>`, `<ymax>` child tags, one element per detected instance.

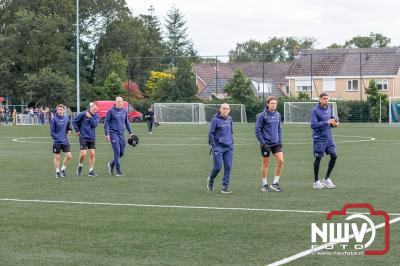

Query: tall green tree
<box><xmin>224</xmin><ymin>70</ymin><xmax>256</xmax><ymax>104</ymax></box>
<box><xmin>22</xmin><ymin>67</ymin><xmax>74</xmax><ymax>107</ymax></box>
<box><xmin>95</xmin><ymin>12</ymin><xmax>165</xmax><ymax>89</ymax></box>
<box><xmin>164</xmin><ymin>6</ymin><xmax>197</xmax><ymax>57</ymax></box>
<box><xmin>0</xmin><ymin>0</ymin><xmax>131</xmax><ymax>107</ymax></box>
<box><xmin>103</xmin><ymin>71</ymin><xmax>125</xmax><ymax>99</ymax></box>
<box><xmin>95</xmin><ymin>51</ymin><xmax>128</xmax><ymax>85</ymax></box>
<box><xmin>174</xmin><ymin>58</ymin><xmax>197</xmax><ymax>99</ymax></box>
<box><xmin>365</xmin><ymin>79</ymin><xmax>388</xmax><ymax>121</ymax></box>
<box><xmin>0</xmin><ymin>4</ymin><xmax>74</xmax><ymax>101</ymax></box>
<box><xmin>229</xmin><ymin>37</ymin><xmax>316</xmax><ymax>62</ymax></box>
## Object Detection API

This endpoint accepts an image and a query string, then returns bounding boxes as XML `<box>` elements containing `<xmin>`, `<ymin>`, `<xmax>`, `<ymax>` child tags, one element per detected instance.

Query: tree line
<box><xmin>0</xmin><ymin>0</ymin><xmax>394</xmax><ymax>110</ymax></box>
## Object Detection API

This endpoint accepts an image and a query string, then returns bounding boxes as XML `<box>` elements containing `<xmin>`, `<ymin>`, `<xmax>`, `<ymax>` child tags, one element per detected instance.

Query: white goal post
<box><xmin>153</xmin><ymin>103</ymin><xmax>247</xmax><ymax>123</ymax></box>
<box><xmin>284</xmin><ymin>102</ymin><xmax>338</xmax><ymax>124</ymax></box>
<box><xmin>204</xmin><ymin>104</ymin><xmax>247</xmax><ymax>123</ymax></box>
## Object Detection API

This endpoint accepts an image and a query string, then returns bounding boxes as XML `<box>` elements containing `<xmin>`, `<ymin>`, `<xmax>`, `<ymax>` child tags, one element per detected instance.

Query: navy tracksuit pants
<box><xmin>110</xmin><ymin>134</ymin><xmax>125</xmax><ymax>171</ymax></box>
<box><xmin>209</xmin><ymin>146</ymin><xmax>233</xmax><ymax>186</ymax></box>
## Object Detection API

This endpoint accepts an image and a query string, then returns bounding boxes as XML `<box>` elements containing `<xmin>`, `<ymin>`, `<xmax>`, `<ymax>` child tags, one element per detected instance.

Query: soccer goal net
<box><xmin>153</xmin><ymin>103</ymin><xmax>248</xmax><ymax>123</ymax></box>
<box><xmin>389</xmin><ymin>97</ymin><xmax>400</xmax><ymax>124</ymax></box>
<box><xmin>284</xmin><ymin>102</ymin><xmax>338</xmax><ymax>124</ymax></box>
<box><xmin>153</xmin><ymin>103</ymin><xmax>207</xmax><ymax>123</ymax></box>
<box><xmin>204</xmin><ymin>104</ymin><xmax>247</xmax><ymax>123</ymax></box>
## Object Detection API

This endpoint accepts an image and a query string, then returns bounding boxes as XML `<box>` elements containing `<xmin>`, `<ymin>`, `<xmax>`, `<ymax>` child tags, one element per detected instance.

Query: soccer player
<box><xmin>72</xmin><ymin>102</ymin><xmax>99</xmax><ymax>177</ymax></box>
<box><xmin>207</xmin><ymin>103</ymin><xmax>234</xmax><ymax>193</ymax></box>
<box><xmin>104</xmin><ymin>96</ymin><xmax>134</xmax><ymax>176</ymax></box>
<box><xmin>310</xmin><ymin>93</ymin><xmax>338</xmax><ymax>189</ymax></box>
<box><xmin>50</xmin><ymin>104</ymin><xmax>72</xmax><ymax>178</ymax></box>
<box><xmin>255</xmin><ymin>96</ymin><xmax>284</xmax><ymax>192</ymax></box>
<box><xmin>145</xmin><ymin>107</ymin><xmax>155</xmax><ymax>134</ymax></box>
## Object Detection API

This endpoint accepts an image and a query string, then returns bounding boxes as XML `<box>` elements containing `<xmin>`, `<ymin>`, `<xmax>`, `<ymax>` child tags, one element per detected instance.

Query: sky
<box><xmin>126</xmin><ymin>0</ymin><xmax>400</xmax><ymax>57</ymax></box>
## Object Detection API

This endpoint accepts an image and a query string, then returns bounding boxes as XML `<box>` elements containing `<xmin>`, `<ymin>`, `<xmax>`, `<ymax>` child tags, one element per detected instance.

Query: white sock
<box><xmin>89</xmin><ymin>167</ymin><xmax>93</xmax><ymax>172</ymax></box>
<box><xmin>273</xmin><ymin>176</ymin><xmax>280</xmax><ymax>184</ymax></box>
<box><xmin>61</xmin><ymin>165</ymin><xmax>66</xmax><ymax>171</ymax></box>
<box><xmin>56</xmin><ymin>168</ymin><xmax>60</xmax><ymax>173</ymax></box>
<box><xmin>79</xmin><ymin>163</ymin><xmax>83</xmax><ymax>167</ymax></box>
<box><xmin>262</xmin><ymin>178</ymin><xmax>268</xmax><ymax>185</ymax></box>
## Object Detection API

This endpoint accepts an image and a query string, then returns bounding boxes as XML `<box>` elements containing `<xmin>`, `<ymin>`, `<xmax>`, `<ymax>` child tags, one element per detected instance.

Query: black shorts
<box><xmin>53</xmin><ymin>144</ymin><xmax>71</xmax><ymax>154</ymax></box>
<box><xmin>79</xmin><ymin>138</ymin><xmax>96</xmax><ymax>150</ymax></box>
<box><xmin>260</xmin><ymin>144</ymin><xmax>282</xmax><ymax>157</ymax></box>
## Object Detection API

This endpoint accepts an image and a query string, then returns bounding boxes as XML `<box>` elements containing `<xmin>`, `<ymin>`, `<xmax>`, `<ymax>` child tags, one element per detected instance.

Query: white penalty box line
<box><xmin>0</xmin><ymin>198</ymin><xmax>399</xmax><ymax>217</ymax></box>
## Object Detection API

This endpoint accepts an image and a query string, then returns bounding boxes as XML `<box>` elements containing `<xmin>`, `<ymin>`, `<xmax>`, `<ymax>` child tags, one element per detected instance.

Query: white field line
<box><xmin>0</xmin><ymin>198</ymin><xmax>399</xmax><ymax>217</ymax></box>
<box><xmin>267</xmin><ymin>216</ymin><xmax>400</xmax><ymax>266</ymax></box>
<box><xmin>11</xmin><ymin>136</ymin><xmax>376</xmax><ymax>146</ymax></box>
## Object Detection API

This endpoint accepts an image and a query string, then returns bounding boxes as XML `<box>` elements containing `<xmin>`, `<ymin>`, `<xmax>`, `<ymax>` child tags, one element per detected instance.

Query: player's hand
<box><xmin>85</xmin><ymin>111</ymin><xmax>92</xmax><ymax>118</ymax></box>
<box><xmin>106</xmin><ymin>135</ymin><xmax>110</xmax><ymax>142</ymax></box>
<box><xmin>327</xmin><ymin>118</ymin><xmax>336</xmax><ymax>125</ymax></box>
<box><xmin>76</xmin><ymin>132</ymin><xmax>80</xmax><ymax>137</ymax></box>
<box><xmin>331</xmin><ymin>120</ymin><xmax>339</xmax><ymax>127</ymax></box>
<box><xmin>66</xmin><ymin>130</ymin><xmax>72</xmax><ymax>135</ymax></box>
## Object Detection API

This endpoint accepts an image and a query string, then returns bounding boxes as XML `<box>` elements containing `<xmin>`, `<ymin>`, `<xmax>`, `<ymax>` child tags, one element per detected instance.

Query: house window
<box><xmin>295</xmin><ymin>79</ymin><xmax>312</xmax><ymax>91</ymax></box>
<box><xmin>323</xmin><ymin>78</ymin><xmax>335</xmax><ymax>91</ymax></box>
<box><xmin>375</xmin><ymin>79</ymin><xmax>388</xmax><ymax>91</ymax></box>
<box><xmin>347</xmin><ymin>80</ymin><xmax>358</xmax><ymax>91</ymax></box>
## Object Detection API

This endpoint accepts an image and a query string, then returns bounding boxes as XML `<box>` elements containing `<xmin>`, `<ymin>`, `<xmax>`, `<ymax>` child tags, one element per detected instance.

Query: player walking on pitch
<box><xmin>207</xmin><ymin>103</ymin><xmax>234</xmax><ymax>193</ymax></box>
<box><xmin>50</xmin><ymin>104</ymin><xmax>72</xmax><ymax>178</ymax></box>
<box><xmin>104</xmin><ymin>96</ymin><xmax>134</xmax><ymax>176</ymax></box>
<box><xmin>310</xmin><ymin>93</ymin><xmax>338</xmax><ymax>189</ymax></box>
<box><xmin>255</xmin><ymin>96</ymin><xmax>284</xmax><ymax>192</ymax></box>
<box><xmin>72</xmin><ymin>102</ymin><xmax>99</xmax><ymax>177</ymax></box>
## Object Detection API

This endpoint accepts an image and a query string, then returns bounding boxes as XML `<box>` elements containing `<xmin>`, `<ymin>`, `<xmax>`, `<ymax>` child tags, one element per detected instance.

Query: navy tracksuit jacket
<box><xmin>208</xmin><ymin>112</ymin><xmax>234</xmax><ymax>186</ymax></box>
<box><xmin>104</xmin><ymin>107</ymin><xmax>133</xmax><ymax>171</ymax></box>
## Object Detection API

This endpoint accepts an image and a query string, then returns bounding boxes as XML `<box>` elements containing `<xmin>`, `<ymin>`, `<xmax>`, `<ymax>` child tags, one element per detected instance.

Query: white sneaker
<box><xmin>322</xmin><ymin>178</ymin><xmax>336</xmax><ymax>189</ymax></box>
<box><xmin>313</xmin><ymin>180</ymin><xmax>324</xmax><ymax>189</ymax></box>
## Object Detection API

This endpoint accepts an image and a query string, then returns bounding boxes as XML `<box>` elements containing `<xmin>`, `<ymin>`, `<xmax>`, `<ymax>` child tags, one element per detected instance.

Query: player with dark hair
<box><xmin>73</xmin><ymin>102</ymin><xmax>99</xmax><ymax>177</ymax></box>
<box><xmin>207</xmin><ymin>103</ymin><xmax>234</xmax><ymax>193</ymax></box>
<box><xmin>104</xmin><ymin>96</ymin><xmax>134</xmax><ymax>176</ymax></box>
<box><xmin>50</xmin><ymin>104</ymin><xmax>72</xmax><ymax>178</ymax></box>
<box><xmin>145</xmin><ymin>107</ymin><xmax>155</xmax><ymax>134</ymax></box>
<box><xmin>310</xmin><ymin>93</ymin><xmax>339</xmax><ymax>189</ymax></box>
<box><xmin>255</xmin><ymin>96</ymin><xmax>284</xmax><ymax>192</ymax></box>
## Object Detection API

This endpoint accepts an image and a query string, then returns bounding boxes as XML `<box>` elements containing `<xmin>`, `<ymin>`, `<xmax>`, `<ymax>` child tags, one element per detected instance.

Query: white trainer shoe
<box><xmin>313</xmin><ymin>180</ymin><xmax>324</xmax><ymax>189</ymax></box>
<box><xmin>322</xmin><ymin>178</ymin><xmax>336</xmax><ymax>189</ymax></box>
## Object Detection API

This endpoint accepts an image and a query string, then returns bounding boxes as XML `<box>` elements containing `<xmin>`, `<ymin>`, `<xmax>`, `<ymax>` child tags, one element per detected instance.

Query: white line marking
<box><xmin>0</xmin><ymin>198</ymin><xmax>399</xmax><ymax>216</ymax></box>
<box><xmin>267</xmin><ymin>216</ymin><xmax>400</xmax><ymax>266</ymax></box>
<box><xmin>11</xmin><ymin>136</ymin><xmax>376</xmax><ymax>146</ymax></box>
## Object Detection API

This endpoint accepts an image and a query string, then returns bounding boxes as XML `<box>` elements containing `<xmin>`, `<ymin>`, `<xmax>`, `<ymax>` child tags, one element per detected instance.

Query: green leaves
<box><xmin>164</xmin><ymin>7</ymin><xmax>196</xmax><ymax>57</ymax></box>
<box><xmin>104</xmin><ymin>71</ymin><xmax>125</xmax><ymax>99</ymax></box>
<box><xmin>224</xmin><ymin>70</ymin><xmax>256</xmax><ymax>105</ymax></box>
<box><xmin>22</xmin><ymin>67</ymin><xmax>74</xmax><ymax>107</ymax></box>
<box><xmin>229</xmin><ymin>37</ymin><xmax>316</xmax><ymax>62</ymax></box>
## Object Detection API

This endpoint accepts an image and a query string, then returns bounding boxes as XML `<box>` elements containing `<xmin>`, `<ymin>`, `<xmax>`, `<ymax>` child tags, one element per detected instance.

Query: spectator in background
<box><xmin>12</xmin><ymin>108</ymin><xmax>17</xmax><ymax>125</ymax></box>
<box><xmin>4</xmin><ymin>106</ymin><xmax>10</xmax><ymax>124</ymax></box>
<box><xmin>45</xmin><ymin>107</ymin><xmax>51</xmax><ymax>123</ymax></box>
<box><xmin>29</xmin><ymin>108</ymin><xmax>34</xmax><ymax>123</ymax></box>
<box><xmin>33</xmin><ymin>107</ymin><xmax>39</xmax><ymax>124</ymax></box>
<box><xmin>39</xmin><ymin>107</ymin><xmax>45</xmax><ymax>125</ymax></box>
<box><xmin>0</xmin><ymin>106</ymin><xmax>3</xmax><ymax>125</ymax></box>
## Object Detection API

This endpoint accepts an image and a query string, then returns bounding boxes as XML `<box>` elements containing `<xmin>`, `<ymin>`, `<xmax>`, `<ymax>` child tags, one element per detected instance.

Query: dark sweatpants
<box><xmin>109</xmin><ymin>133</ymin><xmax>125</xmax><ymax>171</ymax></box>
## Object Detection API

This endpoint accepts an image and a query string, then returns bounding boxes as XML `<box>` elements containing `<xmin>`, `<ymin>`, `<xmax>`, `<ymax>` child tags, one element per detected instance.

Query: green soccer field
<box><xmin>0</xmin><ymin>123</ymin><xmax>399</xmax><ymax>265</ymax></box>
